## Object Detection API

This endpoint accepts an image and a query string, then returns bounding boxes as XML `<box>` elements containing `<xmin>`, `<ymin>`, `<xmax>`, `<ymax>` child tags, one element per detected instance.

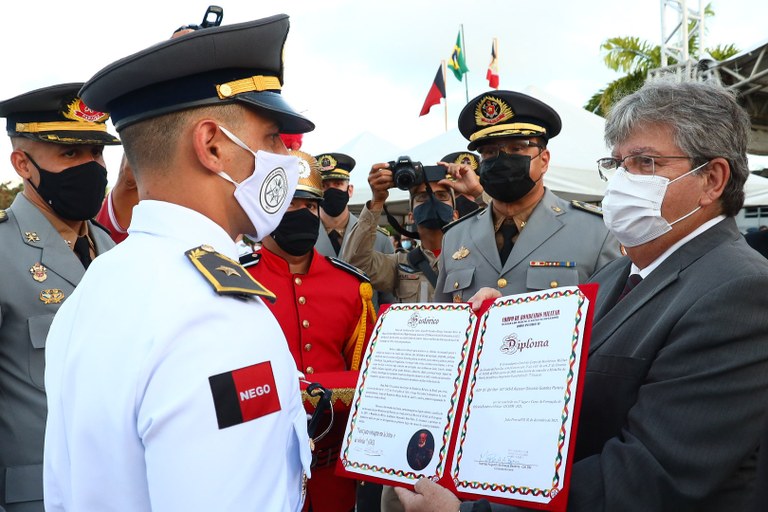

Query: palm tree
<box><xmin>585</xmin><ymin>6</ymin><xmax>739</xmax><ymax>116</ymax></box>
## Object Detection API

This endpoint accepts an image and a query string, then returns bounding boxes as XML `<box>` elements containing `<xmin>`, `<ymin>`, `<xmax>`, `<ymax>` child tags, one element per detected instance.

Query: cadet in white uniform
<box><xmin>44</xmin><ymin>15</ymin><xmax>314</xmax><ymax>511</ymax></box>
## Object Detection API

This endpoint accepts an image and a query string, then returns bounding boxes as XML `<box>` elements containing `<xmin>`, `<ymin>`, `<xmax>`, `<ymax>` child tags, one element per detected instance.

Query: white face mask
<box><xmin>218</xmin><ymin>126</ymin><xmax>299</xmax><ymax>241</ymax></box>
<box><xmin>602</xmin><ymin>162</ymin><xmax>707</xmax><ymax>247</ymax></box>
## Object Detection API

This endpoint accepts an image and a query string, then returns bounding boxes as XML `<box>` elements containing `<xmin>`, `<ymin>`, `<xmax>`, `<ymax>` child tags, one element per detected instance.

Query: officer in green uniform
<box><xmin>434</xmin><ymin>90</ymin><xmax>621</xmax><ymax>303</ymax></box>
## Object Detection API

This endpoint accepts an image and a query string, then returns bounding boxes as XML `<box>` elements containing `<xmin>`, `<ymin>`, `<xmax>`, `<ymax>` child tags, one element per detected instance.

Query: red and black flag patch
<box><xmin>209</xmin><ymin>361</ymin><xmax>282</xmax><ymax>429</ymax></box>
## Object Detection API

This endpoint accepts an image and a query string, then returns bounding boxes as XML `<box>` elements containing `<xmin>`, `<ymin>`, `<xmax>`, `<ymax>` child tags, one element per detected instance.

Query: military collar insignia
<box><xmin>0</xmin><ymin>210</ymin><xmax>7</xmax><ymax>222</ymax></box>
<box><xmin>186</xmin><ymin>245</ymin><xmax>276</xmax><ymax>302</ymax></box>
<box><xmin>63</xmin><ymin>97</ymin><xmax>109</xmax><ymax>123</ymax></box>
<box><xmin>30</xmin><ymin>262</ymin><xmax>48</xmax><ymax>282</ymax></box>
<box><xmin>452</xmin><ymin>246</ymin><xmax>470</xmax><ymax>260</ymax></box>
<box><xmin>475</xmin><ymin>95</ymin><xmax>514</xmax><ymax>127</ymax></box>
<box><xmin>40</xmin><ymin>288</ymin><xmax>64</xmax><ymax>304</ymax></box>
<box><xmin>25</xmin><ymin>232</ymin><xmax>40</xmax><ymax>243</ymax></box>
<box><xmin>317</xmin><ymin>154</ymin><xmax>338</xmax><ymax>172</ymax></box>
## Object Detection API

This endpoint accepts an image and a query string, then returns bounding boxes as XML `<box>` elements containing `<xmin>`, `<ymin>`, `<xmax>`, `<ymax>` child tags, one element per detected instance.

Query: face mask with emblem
<box><xmin>270</xmin><ymin>207</ymin><xmax>320</xmax><ymax>256</ymax></box>
<box><xmin>25</xmin><ymin>153</ymin><xmax>108</xmax><ymax>220</ymax></box>
<box><xmin>478</xmin><ymin>151</ymin><xmax>540</xmax><ymax>203</ymax></box>
<box><xmin>218</xmin><ymin>126</ymin><xmax>299</xmax><ymax>241</ymax></box>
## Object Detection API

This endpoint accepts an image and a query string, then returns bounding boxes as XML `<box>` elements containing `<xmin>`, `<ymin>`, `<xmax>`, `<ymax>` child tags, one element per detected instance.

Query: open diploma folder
<box><xmin>337</xmin><ymin>285</ymin><xmax>597</xmax><ymax>510</ymax></box>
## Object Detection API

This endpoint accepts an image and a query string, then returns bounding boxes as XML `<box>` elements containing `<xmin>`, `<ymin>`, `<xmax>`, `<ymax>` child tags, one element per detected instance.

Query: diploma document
<box><xmin>337</xmin><ymin>285</ymin><xmax>597</xmax><ymax>510</ymax></box>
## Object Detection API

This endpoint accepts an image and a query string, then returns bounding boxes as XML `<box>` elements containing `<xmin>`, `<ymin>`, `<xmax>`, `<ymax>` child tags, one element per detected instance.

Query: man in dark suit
<box><xmin>396</xmin><ymin>80</ymin><xmax>768</xmax><ymax>511</ymax></box>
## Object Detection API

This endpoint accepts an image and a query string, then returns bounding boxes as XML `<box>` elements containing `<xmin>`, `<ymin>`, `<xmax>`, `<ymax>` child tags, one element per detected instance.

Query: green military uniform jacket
<box><xmin>434</xmin><ymin>189</ymin><xmax>621</xmax><ymax>302</ymax></box>
<box><xmin>0</xmin><ymin>194</ymin><xmax>115</xmax><ymax>510</ymax></box>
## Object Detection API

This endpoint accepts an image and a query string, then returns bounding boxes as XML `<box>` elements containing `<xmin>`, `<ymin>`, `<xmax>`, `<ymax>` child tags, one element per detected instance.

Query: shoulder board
<box><xmin>0</xmin><ymin>210</ymin><xmax>7</xmax><ymax>224</ymax></box>
<box><xmin>89</xmin><ymin>217</ymin><xmax>112</xmax><ymax>236</ymax></box>
<box><xmin>376</xmin><ymin>226</ymin><xmax>390</xmax><ymax>237</ymax></box>
<box><xmin>238</xmin><ymin>252</ymin><xmax>261</xmax><ymax>268</ymax></box>
<box><xmin>326</xmin><ymin>256</ymin><xmax>371</xmax><ymax>283</ymax></box>
<box><xmin>571</xmin><ymin>200</ymin><xmax>604</xmax><ymax>216</ymax></box>
<box><xmin>442</xmin><ymin>206</ymin><xmax>483</xmax><ymax>233</ymax></box>
<box><xmin>186</xmin><ymin>245</ymin><xmax>276</xmax><ymax>303</ymax></box>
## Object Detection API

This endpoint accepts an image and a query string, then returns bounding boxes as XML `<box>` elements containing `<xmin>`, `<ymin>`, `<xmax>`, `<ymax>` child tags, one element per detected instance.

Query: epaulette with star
<box><xmin>571</xmin><ymin>200</ymin><xmax>604</xmax><ymax>216</ymax></box>
<box><xmin>326</xmin><ymin>256</ymin><xmax>370</xmax><ymax>283</ymax></box>
<box><xmin>442</xmin><ymin>206</ymin><xmax>482</xmax><ymax>233</ymax></box>
<box><xmin>0</xmin><ymin>210</ymin><xmax>8</xmax><ymax>224</ymax></box>
<box><xmin>186</xmin><ymin>245</ymin><xmax>276</xmax><ymax>302</ymax></box>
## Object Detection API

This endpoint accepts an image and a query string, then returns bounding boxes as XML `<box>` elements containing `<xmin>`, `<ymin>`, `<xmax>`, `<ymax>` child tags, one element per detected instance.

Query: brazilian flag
<box><xmin>448</xmin><ymin>31</ymin><xmax>469</xmax><ymax>81</ymax></box>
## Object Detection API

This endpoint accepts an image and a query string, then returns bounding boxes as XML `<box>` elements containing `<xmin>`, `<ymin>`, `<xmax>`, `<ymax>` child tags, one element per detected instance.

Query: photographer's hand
<box><xmin>368</xmin><ymin>163</ymin><xmax>394</xmax><ymax>211</ymax></box>
<box><xmin>438</xmin><ymin>161</ymin><xmax>483</xmax><ymax>200</ymax></box>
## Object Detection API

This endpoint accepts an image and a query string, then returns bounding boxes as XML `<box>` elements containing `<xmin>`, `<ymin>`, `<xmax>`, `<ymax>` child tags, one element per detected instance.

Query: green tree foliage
<box><xmin>0</xmin><ymin>181</ymin><xmax>23</xmax><ymax>209</ymax></box>
<box><xmin>585</xmin><ymin>6</ymin><xmax>739</xmax><ymax>116</ymax></box>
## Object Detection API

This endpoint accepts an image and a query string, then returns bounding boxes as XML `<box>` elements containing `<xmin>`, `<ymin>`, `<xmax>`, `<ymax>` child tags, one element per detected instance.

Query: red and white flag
<box><xmin>486</xmin><ymin>38</ymin><xmax>499</xmax><ymax>89</ymax></box>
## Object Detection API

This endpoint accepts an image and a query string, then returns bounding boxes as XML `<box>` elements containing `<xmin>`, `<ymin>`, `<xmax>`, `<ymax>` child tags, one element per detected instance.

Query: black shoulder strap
<box><xmin>406</xmin><ymin>247</ymin><xmax>438</xmax><ymax>288</ymax></box>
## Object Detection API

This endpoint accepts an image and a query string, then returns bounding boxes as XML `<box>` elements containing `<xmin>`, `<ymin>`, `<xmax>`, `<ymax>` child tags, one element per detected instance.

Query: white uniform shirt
<box><xmin>44</xmin><ymin>200</ymin><xmax>310</xmax><ymax>511</ymax></box>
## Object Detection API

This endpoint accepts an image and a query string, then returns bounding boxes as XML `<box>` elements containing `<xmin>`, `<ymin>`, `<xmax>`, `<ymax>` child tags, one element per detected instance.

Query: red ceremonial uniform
<box><xmin>246</xmin><ymin>246</ymin><xmax>375</xmax><ymax>512</ymax></box>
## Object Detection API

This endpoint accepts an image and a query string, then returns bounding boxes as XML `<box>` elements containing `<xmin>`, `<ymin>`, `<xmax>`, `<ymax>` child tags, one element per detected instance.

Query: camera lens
<box><xmin>393</xmin><ymin>167</ymin><xmax>417</xmax><ymax>190</ymax></box>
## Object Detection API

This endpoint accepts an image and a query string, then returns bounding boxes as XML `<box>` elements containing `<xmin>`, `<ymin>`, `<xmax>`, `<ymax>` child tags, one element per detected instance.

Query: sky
<box><xmin>0</xmin><ymin>0</ymin><xmax>765</xmax><ymax>187</ymax></box>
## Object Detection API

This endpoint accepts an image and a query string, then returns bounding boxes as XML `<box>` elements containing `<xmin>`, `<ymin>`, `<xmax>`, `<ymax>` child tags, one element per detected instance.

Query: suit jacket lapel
<box><xmin>469</xmin><ymin>207</ymin><xmax>503</xmax><ymax>273</ymax></box>
<box><xmin>13</xmin><ymin>194</ymin><xmax>85</xmax><ymax>287</ymax></box>
<box><xmin>501</xmin><ymin>191</ymin><xmax>563</xmax><ymax>274</ymax></box>
<box><xmin>588</xmin><ymin>218</ymin><xmax>738</xmax><ymax>354</ymax></box>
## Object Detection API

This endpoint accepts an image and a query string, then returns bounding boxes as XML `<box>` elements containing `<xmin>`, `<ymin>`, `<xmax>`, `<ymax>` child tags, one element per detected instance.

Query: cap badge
<box><xmin>452</xmin><ymin>246</ymin><xmax>470</xmax><ymax>260</ymax></box>
<box><xmin>475</xmin><ymin>95</ymin><xmax>514</xmax><ymax>127</ymax></box>
<box><xmin>39</xmin><ymin>288</ymin><xmax>65</xmax><ymax>304</ymax></box>
<box><xmin>63</xmin><ymin>98</ymin><xmax>109</xmax><ymax>123</ymax></box>
<box><xmin>297</xmin><ymin>157</ymin><xmax>311</xmax><ymax>179</ymax></box>
<box><xmin>29</xmin><ymin>262</ymin><xmax>48</xmax><ymax>282</ymax></box>
<box><xmin>457</xmin><ymin>153</ymin><xmax>478</xmax><ymax>169</ymax></box>
<box><xmin>318</xmin><ymin>154</ymin><xmax>337</xmax><ymax>172</ymax></box>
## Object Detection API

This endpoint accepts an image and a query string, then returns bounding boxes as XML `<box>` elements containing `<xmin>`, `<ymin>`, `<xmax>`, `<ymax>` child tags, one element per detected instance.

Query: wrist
<box><xmin>368</xmin><ymin>199</ymin><xmax>385</xmax><ymax>212</ymax></box>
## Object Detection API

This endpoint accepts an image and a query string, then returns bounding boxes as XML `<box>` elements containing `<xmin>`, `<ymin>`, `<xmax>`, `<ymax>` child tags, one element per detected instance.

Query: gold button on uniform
<box><xmin>453</xmin><ymin>282</ymin><xmax>459</xmax><ymax>289</ymax></box>
<box><xmin>497</xmin><ymin>278</ymin><xmax>507</xmax><ymax>288</ymax></box>
<box><xmin>294</xmin><ymin>277</ymin><xmax>302</xmax><ymax>285</ymax></box>
<box><xmin>298</xmin><ymin>296</ymin><xmax>306</xmax><ymax>305</ymax></box>
<box><xmin>550</xmin><ymin>280</ymin><xmax>558</xmax><ymax>288</ymax></box>
<box><xmin>304</xmin><ymin>343</ymin><xmax>312</xmax><ymax>352</ymax></box>
<box><xmin>302</xmin><ymin>319</ymin><xmax>310</xmax><ymax>328</ymax></box>
<box><xmin>306</xmin><ymin>366</ymin><xmax>314</xmax><ymax>375</ymax></box>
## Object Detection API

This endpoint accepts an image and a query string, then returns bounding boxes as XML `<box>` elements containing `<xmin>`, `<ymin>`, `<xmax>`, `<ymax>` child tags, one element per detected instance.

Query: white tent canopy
<box><xmin>340</xmin><ymin>85</ymin><xmax>768</xmax><ymax>209</ymax></box>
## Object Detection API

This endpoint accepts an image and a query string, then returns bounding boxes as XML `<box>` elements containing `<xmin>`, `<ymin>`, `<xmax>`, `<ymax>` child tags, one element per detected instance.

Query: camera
<box><xmin>174</xmin><ymin>5</ymin><xmax>224</xmax><ymax>33</ymax></box>
<box><xmin>388</xmin><ymin>156</ymin><xmax>424</xmax><ymax>190</ymax></box>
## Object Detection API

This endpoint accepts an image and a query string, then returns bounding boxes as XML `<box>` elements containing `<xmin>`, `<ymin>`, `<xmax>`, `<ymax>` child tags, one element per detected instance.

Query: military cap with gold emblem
<box><xmin>78</xmin><ymin>15</ymin><xmax>314</xmax><ymax>134</ymax></box>
<box><xmin>314</xmin><ymin>153</ymin><xmax>356</xmax><ymax>181</ymax></box>
<box><xmin>0</xmin><ymin>83</ymin><xmax>120</xmax><ymax>145</ymax></box>
<box><xmin>458</xmin><ymin>90</ymin><xmax>561</xmax><ymax>150</ymax></box>
<box><xmin>441</xmin><ymin>151</ymin><xmax>480</xmax><ymax>172</ymax></box>
<box><xmin>290</xmin><ymin>150</ymin><xmax>323</xmax><ymax>200</ymax></box>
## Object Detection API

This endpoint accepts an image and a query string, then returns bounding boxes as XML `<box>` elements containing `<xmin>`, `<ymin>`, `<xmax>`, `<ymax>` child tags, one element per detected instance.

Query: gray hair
<box><xmin>604</xmin><ymin>79</ymin><xmax>751</xmax><ymax>216</ymax></box>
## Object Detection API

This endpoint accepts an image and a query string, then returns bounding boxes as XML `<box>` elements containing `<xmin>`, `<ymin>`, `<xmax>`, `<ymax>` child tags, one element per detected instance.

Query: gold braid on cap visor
<box><xmin>469</xmin><ymin>122</ymin><xmax>547</xmax><ymax>142</ymax></box>
<box><xmin>15</xmin><ymin>121</ymin><xmax>108</xmax><ymax>133</ymax></box>
<box><xmin>216</xmin><ymin>75</ymin><xmax>282</xmax><ymax>98</ymax></box>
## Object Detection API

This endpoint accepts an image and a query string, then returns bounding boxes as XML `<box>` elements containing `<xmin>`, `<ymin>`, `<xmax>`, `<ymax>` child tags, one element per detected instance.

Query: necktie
<box><xmin>328</xmin><ymin>230</ymin><xmax>342</xmax><ymax>256</ymax></box>
<box><xmin>73</xmin><ymin>236</ymin><xmax>92</xmax><ymax>269</ymax></box>
<box><xmin>617</xmin><ymin>273</ymin><xmax>642</xmax><ymax>302</ymax></box>
<box><xmin>499</xmin><ymin>222</ymin><xmax>518</xmax><ymax>265</ymax></box>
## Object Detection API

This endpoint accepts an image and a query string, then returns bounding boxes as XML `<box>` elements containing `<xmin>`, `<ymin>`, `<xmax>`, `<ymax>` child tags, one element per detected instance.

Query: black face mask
<box><xmin>454</xmin><ymin>195</ymin><xmax>480</xmax><ymax>218</ymax></box>
<box><xmin>479</xmin><ymin>152</ymin><xmax>538</xmax><ymax>203</ymax></box>
<box><xmin>271</xmin><ymin>207</ymin><xmax>321</xmax><ymax>256</ymax></box>
<box><xmin>321</xmin><ymin>187</ymin><xmax>349</xmax><ymax>217</ymax></box>
<box><xmin>25</xmin><ymin>153</ymin><xmax>108</xmax><ymax>220</ymax></box>
<box><xmin>412</xmin><ymin>193</ymin><xmax>454</xmax><ymax>230</ymax></box>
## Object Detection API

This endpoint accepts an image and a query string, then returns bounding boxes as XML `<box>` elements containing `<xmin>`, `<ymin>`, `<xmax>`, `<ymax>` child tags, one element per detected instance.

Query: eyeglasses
<box><xmin>479</xmin><ymin>140</ymin><xmax>544</xmax><ymax>157</ymax></box>
<box><xmin>596</xmin><ymin>154</ymin><xmax>695</xmax><ymax>181</ymax></box>
<box><xmin>412</xmin><ymin>190</ymin><xmax>453</xmax><ymax>203</ymax></box>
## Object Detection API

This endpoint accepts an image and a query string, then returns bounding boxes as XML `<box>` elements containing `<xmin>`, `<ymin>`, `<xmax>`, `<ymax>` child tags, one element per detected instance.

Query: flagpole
<box><xmin>442</xmin><ymin>60</ymin><xmax>448</xmax><ymax>132</ymax></box>
<box><xmin>460</xmin><ymin>23</ymin><xmax>469</xmax><ymax>103</ymax></box>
